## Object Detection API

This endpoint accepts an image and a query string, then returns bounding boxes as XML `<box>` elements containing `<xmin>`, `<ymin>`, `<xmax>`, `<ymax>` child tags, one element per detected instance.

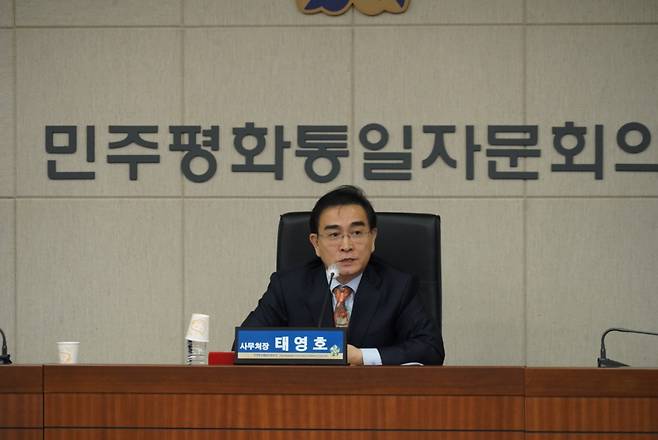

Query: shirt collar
<box><xmin>327</xmin><ymin>271</ymin><xmax>363</xmax><ymax>294</ymax></box>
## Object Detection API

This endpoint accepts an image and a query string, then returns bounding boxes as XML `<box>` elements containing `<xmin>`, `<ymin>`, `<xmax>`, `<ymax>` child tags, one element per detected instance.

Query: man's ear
<box><xmin>370</xmin><ymin>228</ymin><xmax>377</xmax><ymax>252</ymax></box>
<box><xmin>309</xmin><ymin>233</ymin><xmax>321</xmax><ymax>257</ymax></box>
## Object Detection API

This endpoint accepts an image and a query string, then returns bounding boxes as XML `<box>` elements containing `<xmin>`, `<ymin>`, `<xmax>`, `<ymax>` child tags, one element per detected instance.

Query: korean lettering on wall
<box><xmin>45</xmin><ymin>122</ymin><xmax>655</xmax><ymax>182</ymax></box>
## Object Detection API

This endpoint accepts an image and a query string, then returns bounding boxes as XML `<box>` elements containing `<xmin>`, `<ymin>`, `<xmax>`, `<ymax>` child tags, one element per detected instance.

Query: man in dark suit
<box><xmin>240</xmin><ymin>185</ymin><xmax>444</xmax><ymax>365</ymax></box>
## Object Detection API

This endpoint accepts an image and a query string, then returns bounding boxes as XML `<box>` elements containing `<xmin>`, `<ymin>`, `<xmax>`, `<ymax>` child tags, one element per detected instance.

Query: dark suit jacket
<box><xmin>240</xmin><ymin>256</ymin><xmax>445</xmax><ymax>365</ymax></box>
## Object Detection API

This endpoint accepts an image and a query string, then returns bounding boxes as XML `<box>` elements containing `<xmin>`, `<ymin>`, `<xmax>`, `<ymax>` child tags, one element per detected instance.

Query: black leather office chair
<box><xmin>276</xmin><ymin>212</ymin><xmax>442</xmax><ymax>331</ymax></box>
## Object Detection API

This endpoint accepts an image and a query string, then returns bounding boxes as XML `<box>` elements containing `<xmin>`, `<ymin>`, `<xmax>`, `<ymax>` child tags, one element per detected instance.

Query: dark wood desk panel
<box><xmin>0</xmin><ymin>394</ymin><xmax>44</xmax><ymax>428</ymax></box>
<box><xmin>0</xmin><ymin>365</ymin><xmax>43</xmax><ymax>429</ymax></box>
<box><xmin>526</xmin><ymin>368</ymin><xmax>658</xmax><ymax>397</ymax></box>
<box><xmin>45</xmin><ymin>429</ymin><xmax>524</xmax><ymax>440</ymax></box>
<box><xmin>0</xmin><ymin>365</ymin><xmax>43</xmax><ymax>393</ymax></box>
<box><xmin>23</xmin><ymin>365</ymin><xmax>658</xmax><ymax>438</ymax></box>
<box><xmin>526</xmin><ymin>435</ymin><xmax>658</xmax><ymax>440</ymax></box>
<box><xmin>525</xmin><ymin>368</ymin><xmax>658</xmax><ymax>433</ymax></box>
<box><xmin>43</xmin><ymin>365</ymin><xmax>524</xmax><ymax>395</ymax></box>
<box><xmin>526</xmin><ymin>397</ymin><xmax>658</xmax><ymax>432</ymax></box>
<box><xmin>0</xmin><ymin>429</ymin><xmax>43</xmax><ymax>440</ymax></box>
<box><xmin>43</xmin><ymin>365</ymin><xmax>525</xmax><ymax>434</ymax></box>
<box><xmin>45</xmin><ymin>393</ymin><xmax>523</xmax><ymax>430</ymax></box>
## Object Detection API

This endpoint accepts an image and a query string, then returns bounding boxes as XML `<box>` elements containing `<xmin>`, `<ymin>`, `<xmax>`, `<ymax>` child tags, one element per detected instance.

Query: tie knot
<box><xmin>333</xmin><ymin>286</ymin><xmax>352</xmax><ymax>304</ymax></box>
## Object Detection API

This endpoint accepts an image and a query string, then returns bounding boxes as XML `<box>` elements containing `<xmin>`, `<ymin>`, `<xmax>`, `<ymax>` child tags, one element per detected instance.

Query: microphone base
<box><xmin>0</xmin><ymin>354</ymin><xmax>11</xmax><ymax>365</ymax></box>
<box><xmin>597</xmin><ymin>357</ymin><xmax>628</xmax><ymax>368</ymax></box>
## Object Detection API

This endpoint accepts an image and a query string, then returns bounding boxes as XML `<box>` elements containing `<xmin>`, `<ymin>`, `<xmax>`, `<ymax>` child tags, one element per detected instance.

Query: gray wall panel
<box><xmin>185</xmin><ymin>0</ymin><xmax>351</xmax><ymax>26</ymax></box>
<box><xmin>354</xmin><ymin>0</ymin><xmax>523</xmax><ymax>24</ymax></box>
<box><xmin>527</xmin><ymin>0</ymin><xmax>658</xmax><ymax>23</ymax></box>
<box><xmin>16</xmin><ymin>28</ymin><xmax>183</xmax><ymax>197</ymax></box>
<box><xmin>0</xmin><ymin>200</ymin><xmax>15</xmax><ymax>360</ymax></box>
<box><xmin>16</xmin><ymin>0</ymin><xmax>181</xmax><ymax>26</ymax></box>
<box><xmin>354</xmin><ymin>26</ymin><xmax>525</xmax><ymax>196</ymax></box>
<box><xmin>526</xmin><ymin>25</ymin><xmax>658</xmax><ymax>196</ymax></box>
<box><xmin>0</xmin><ymin>0</ymin><xmax>12</xmax><ymax>27</ymax></box>
<box><xmin>183</xmin><ymin>27</ymin><xmax>352</xmax><ymax>196</ymax></box>
<box><xmin>16</xmin><ymin>199</ymin><xmax>183</xmax><ymax>363</ymax></box>
<box><xmin>0</xmin><ymin>30</ymin><xmax>13</xmax><ymax>196</ymax></box>
<box><xmin>526</xmin><ymin>199</ymin><xmax>658</xmax><ymax>366</ymax></box>
<box><xmin>373</xmin><ymin>198</ymin><xmax>526</xmax><ymax>366</ymax></box>
<box><xmin>184</xmin><ymin>198</ymin><xmax>311</xmax><ymax>353</ymax></box>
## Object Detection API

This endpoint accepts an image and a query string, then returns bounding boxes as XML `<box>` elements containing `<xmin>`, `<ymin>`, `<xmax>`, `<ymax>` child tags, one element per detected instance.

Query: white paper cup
<box><xmin>57</xmin><ymin>341</ymin><xmax>80</xmax><ymax>364</ymax></box>
<box><xmin>185</xmin><ymin>313</ymin><xmax>209</xmax><ymax>342</ymax></box>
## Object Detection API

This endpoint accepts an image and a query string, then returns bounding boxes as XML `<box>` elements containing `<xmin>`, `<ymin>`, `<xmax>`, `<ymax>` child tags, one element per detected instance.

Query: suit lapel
<box><xmin>306</xmin><ymin>264</ymin><xmax>334</xmax><ymax>327</ymax></box>
<box><xmin>348</xmin><ymin>263</ymin><xmax>382</xmax><ymax>347</ymax></box>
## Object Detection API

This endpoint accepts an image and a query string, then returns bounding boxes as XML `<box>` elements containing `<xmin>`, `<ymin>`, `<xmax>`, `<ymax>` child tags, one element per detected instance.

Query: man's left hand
<box><xmin>347</xmin><ymin>344</ymin><xmax>363</xmax><ymax>365</ymax></box>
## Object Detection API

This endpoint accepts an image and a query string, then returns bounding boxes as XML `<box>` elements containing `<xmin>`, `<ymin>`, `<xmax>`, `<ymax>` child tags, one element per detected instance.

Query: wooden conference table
<box><xmin>1</xmin><ymin>365</ymin><xmax>657</xmax><ymax>439</ymax></box>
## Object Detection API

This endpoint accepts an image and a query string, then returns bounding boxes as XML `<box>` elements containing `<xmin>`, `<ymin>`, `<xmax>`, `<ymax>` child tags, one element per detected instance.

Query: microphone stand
<box><xmin>597</xmin><ymin>327</ymin><xmax>658</xmax><ymax>368</ymax></box>
<box><xmin>317</xmin><ymin>266</ymin><xmax>337</xmax><ymax>328</ymax></box>
<box><xmin>0</xmin><ymin>328</ymin><xmax>11</xmax><ymax>364</ymax></box>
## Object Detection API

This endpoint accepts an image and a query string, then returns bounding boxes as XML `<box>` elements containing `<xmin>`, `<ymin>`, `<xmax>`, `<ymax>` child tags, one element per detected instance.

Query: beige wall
<box><xmin>1</xmin><ymin>0</ymin><xmax>656</xmax><ymax>366</ymax></box>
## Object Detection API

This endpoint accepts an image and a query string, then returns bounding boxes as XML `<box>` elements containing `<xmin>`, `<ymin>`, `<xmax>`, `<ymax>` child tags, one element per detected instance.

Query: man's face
<box><xmin>309</xmin><ymin>204</ymin><xmax>377</xmax><ymax>284</ymax></box>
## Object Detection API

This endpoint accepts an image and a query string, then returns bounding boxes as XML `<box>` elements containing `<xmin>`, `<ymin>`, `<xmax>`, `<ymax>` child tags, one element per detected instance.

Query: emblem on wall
<box><xmin>297</xmin><ymin>0</ymin><xmax>410</xmax><ymax>16</ymax></box>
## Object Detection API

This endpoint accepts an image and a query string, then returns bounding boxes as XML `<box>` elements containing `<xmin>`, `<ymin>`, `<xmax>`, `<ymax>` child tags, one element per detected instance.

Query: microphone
<box><xmin>317</xmin><ymin>264</ymin><xmax>339</xmax><ymax>327</ymax></box>
<box><xmin>0</xmin><ymin>327</ymin><xmax>11</xmax><ymax>365</ymax></box>
<box><xmin>597</xmin><ymin>327</ymin><xmax>658</xmax><ymax>368</ymax></box>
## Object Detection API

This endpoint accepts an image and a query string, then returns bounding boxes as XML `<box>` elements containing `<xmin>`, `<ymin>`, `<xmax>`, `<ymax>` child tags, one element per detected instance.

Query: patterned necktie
<box><xmin>333</xmin><ymin>286</ymin><xmax>352</xmax><ymax>328</ymax></box>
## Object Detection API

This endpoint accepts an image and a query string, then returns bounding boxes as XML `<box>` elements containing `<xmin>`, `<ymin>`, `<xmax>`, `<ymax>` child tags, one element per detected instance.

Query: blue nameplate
<box><xmin>234</xmin><ymin>327</ymin><xmax>347</xmax><ymax>365</ymax></box>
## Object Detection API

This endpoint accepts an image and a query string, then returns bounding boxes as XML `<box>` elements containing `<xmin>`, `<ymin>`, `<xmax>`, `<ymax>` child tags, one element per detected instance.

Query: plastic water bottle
<box><xmin>186</xmin><ymin>339</ymin><xmax>207</xmax><ymax>365</ymax></box>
